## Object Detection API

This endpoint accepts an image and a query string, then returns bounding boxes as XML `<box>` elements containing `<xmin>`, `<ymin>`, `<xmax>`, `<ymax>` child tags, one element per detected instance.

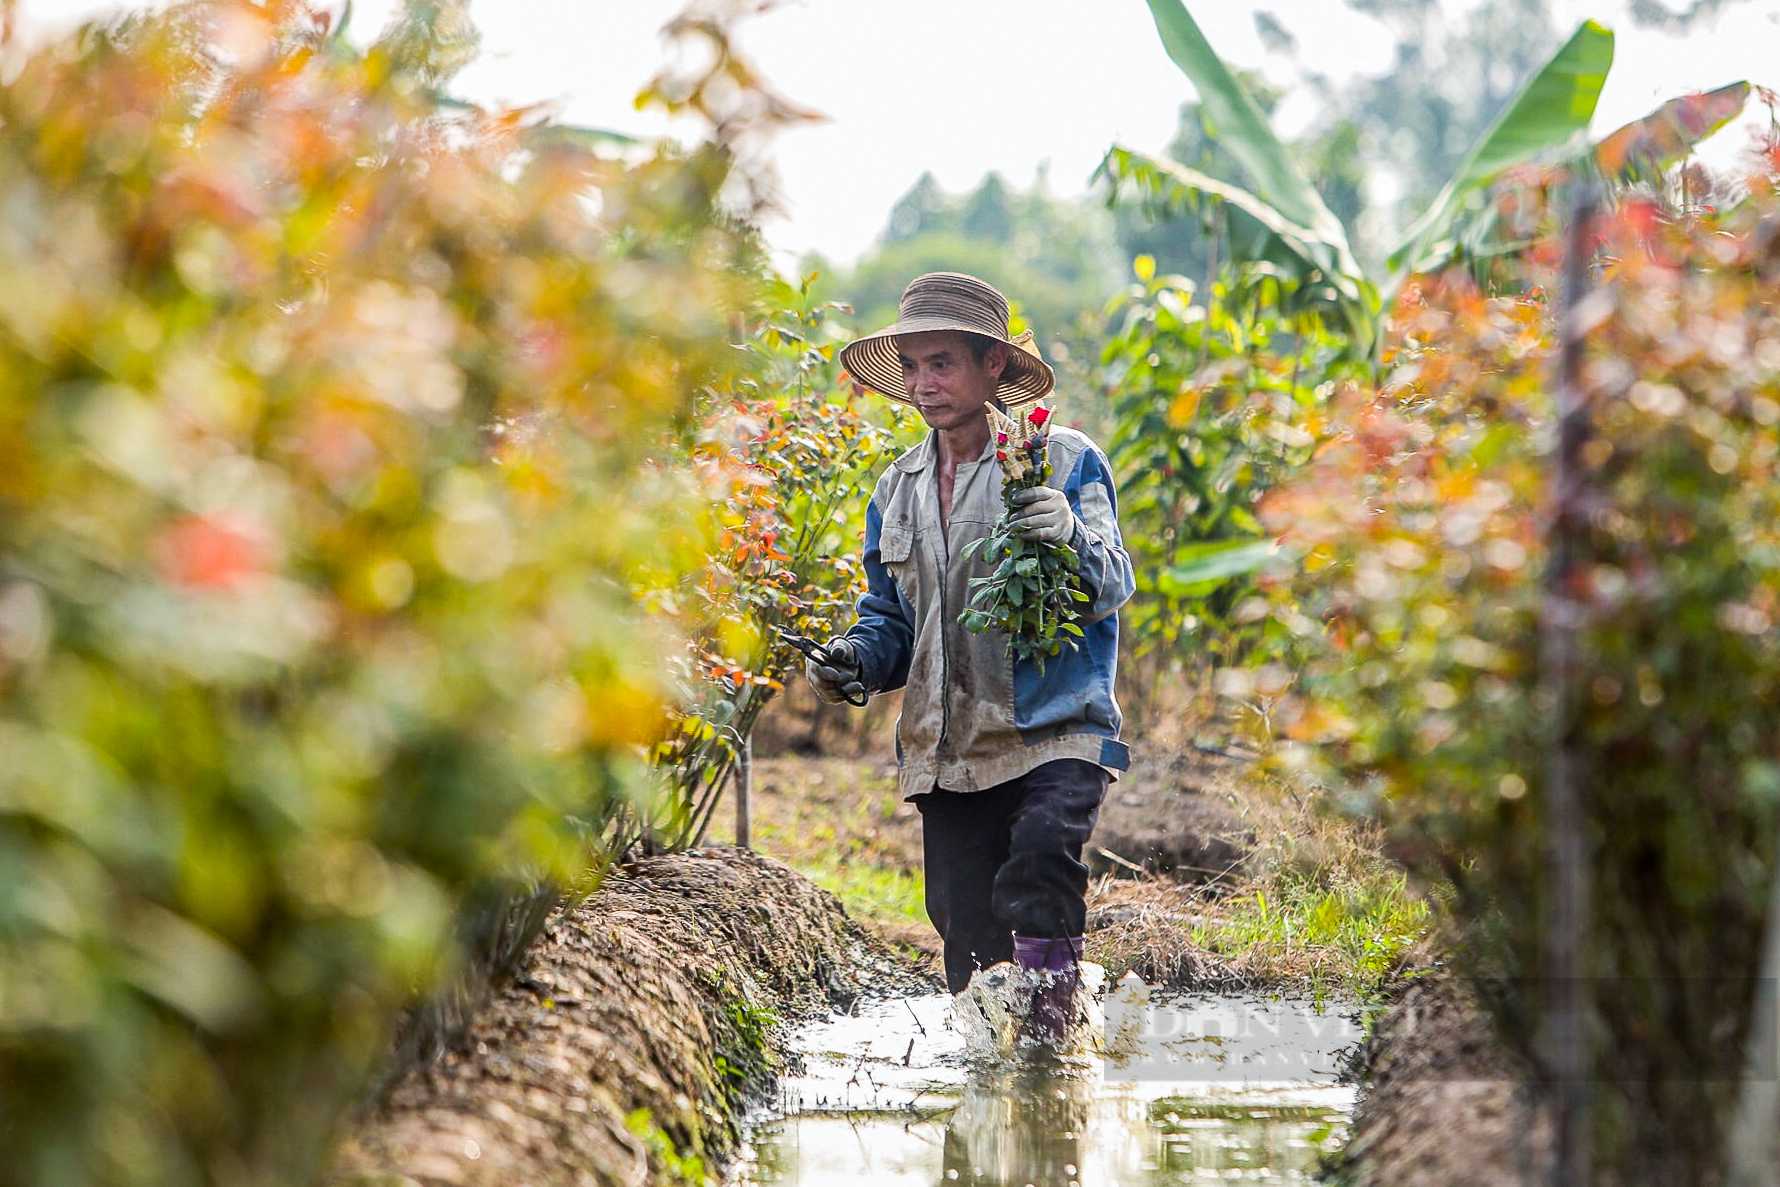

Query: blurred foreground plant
<box><xmin>1265</xmin><ymin>160</ymin><xmax>1780</xmax><ymax>1179</ymax></box>
<box><xmin>0</xmin><ymin>2</ymin><xmax>790</xmax><ymax>1184</ymax></box>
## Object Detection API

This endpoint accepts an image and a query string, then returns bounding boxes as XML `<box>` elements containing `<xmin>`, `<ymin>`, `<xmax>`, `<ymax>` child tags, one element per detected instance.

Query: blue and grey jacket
<box><xmin>842</xmin><ymin>425</ymin><xmax>1135</xmax><ymax>800</ymax></box>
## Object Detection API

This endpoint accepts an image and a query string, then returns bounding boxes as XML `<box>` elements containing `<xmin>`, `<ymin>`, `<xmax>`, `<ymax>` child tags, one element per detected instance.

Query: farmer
<box><xmin>805</xmin><ymin>271</ymin><xmax>1134</xmax><ymax>1041</ymax></box>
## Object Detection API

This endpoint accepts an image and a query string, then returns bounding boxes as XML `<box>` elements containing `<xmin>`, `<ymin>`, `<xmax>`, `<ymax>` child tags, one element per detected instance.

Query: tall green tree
<box><xmin>835</xmin><ymin>171</ymin><xmax>1125</xmax><ymax>368</ymax></box>
<box><xmin>883</xmin><ymin>170</ymin><xmax>948</xmax><ymax>244</ymax></box>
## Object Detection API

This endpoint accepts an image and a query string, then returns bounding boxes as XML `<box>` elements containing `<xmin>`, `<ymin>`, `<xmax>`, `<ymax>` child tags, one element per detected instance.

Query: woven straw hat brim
<box><xmin>841</xmin><ymin>318</ymin><xmax>1055</xmax><ymax>409</ymax></box>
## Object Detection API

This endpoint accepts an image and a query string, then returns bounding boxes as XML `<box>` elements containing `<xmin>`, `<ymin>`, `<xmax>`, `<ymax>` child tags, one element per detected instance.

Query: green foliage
<box><xmin>1267</xmin><ymin>180</ymin><xmax>1780</xmax><ymax>1179</ymax></box>
<box><xmin>1108</xmin><ymin>0</ymin><xmax>1371</xmax><ymax>345</ymax></box>
<box><xmin>1098</xmin><ymin>260</ymin><xmax>1367</xmax><ymax>700</ymax></box>
<box><xmin>959</xmin><ymin>523</ymin><xmax>1088</xmax><ymax>675</ymax></box>
<box><xmin>1312</xmin><ymin>0</ymin><xmax>1744</xmax><ymax>242</ymax></box>
<box><xmin>623</xmin><ymin>1109</ymin><xmax>712</xmax><ymax>1186</ymax></box>
<box><xmin>697</xmin><ymin>966</ymin><xmax>780</xmax><ymax>1101</ymax></box>
<box><xmin>1101</xmin><ymin>145</ymin><xmax>1380</xmax><ymax>348</ymax></box>
<box><xmin>957</xmin><ymin>410</ymin><xmax>1088</xmax><ymax>675</ymax></box>
<box><xmin>1107</xmin><ymin>86</ymin><xmax>1367</xmax><ymax>355</ymax></box>
<box><xmin>1104</xmin><ymin>5</ymin><xmax>1746</xmax><ymax>346</ymax></box>
<box><xmin>643</xmin><ymin>276</ymin><xmax>900</xmax><ymax>850</ymax></box>
<box><xmin>721</xmin><ymin>991</ymin><xmax>779</xmax><ymax>1060</ymax></box>
<box><xmin>836</xmin><ymin>170</ymin><xmax>1125</xmax><ymax>364</ymax></box>
<box><xmin>0</xmin><ymin>4</ymin><xmax>775</xmax><ymax>1185</ymax></box>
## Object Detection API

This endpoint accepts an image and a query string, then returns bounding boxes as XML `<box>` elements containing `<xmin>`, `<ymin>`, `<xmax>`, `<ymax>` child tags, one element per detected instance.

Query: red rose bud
<box><xmin>996</xmin><ymin>432</ymin><xmax>1008</xmax><ymax>444</ymax></box>
<box><xmin>1028</xmin><ymin>407</ymin><xmax>1051</xmax><ymax>427</ymax></box>
<box><xmin>996</xmin><ymin>450</ymin><xmax>1008</xmax><ymax>462</ymax></box>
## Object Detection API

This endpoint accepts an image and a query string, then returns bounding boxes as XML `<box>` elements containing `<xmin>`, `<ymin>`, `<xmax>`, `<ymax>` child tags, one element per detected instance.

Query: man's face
<box><xmin>896</xmin><ymin>330</ymin><xmax>1006</xmax><ymax>432</ymax></box>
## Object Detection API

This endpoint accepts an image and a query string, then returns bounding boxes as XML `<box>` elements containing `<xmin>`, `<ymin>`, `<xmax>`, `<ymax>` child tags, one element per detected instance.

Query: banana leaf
<box><xmin>1099</xmin><ymin>146</ymin><xmax>1376</xmax><ymax>347</ymax></box>
<box><xmin>1389</xmin><ymin>20</ymin><xmax>1615</xmax><ymax>279</ymax></box>
<box><xmin>1140</xmin><ymin>0</ymin><xmax>1356</xmax><ymax>263</ymax></box>
<box><xmin>1594</xmin><ymin>82</ymin><xmax>1751</xmax><ymax>183</ymax></box>
<box><xmin>1426</xmin><ymin>81</ymin><xmax>1751</xmax><ymax>279</ymax></box>
<box><xmin>1157</xmin><ymin>538</ymin><xmax>1279</xmax><ymax>597</ymax></box>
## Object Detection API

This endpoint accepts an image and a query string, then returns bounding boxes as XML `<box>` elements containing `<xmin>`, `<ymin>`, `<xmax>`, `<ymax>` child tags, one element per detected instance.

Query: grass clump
<box><xmin>1190</xmin><ymin>871</ymin><xmax>1430</xmax><ymax>1000</ymax></box>
<box><xmin>1214</xmin><ymin>768</ymin><xmax>1430</xmax><ymax>998</ymax></box>
<box><xmin>1090</xmin><ymin>765</ymin><xmax>1431</xmax><ymax>1000</ymax></box>
<box><xmin>799</xmin><ymin>858</ymin><xmax>928</xmax><ymax>927</ymax></box>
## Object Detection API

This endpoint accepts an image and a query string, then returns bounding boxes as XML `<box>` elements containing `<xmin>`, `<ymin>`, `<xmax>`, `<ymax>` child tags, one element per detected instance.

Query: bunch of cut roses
<box><xmin>957</xmin><ymin>403</ymin><xmax>1088</xmax><ymax>673</ymax></box>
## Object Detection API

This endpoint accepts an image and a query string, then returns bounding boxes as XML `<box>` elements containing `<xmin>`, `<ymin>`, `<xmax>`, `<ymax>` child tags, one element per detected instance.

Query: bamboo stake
<box><xmin>1540</xmin><ymin>182</ymin><xmax>1597</xmax><ymax>1186</ymax></box>
<box><xmin>1725</xmin><ymin>850</ymin><xmax>1780</xmax><ymax>1184</ymax></box>
<box><xmin>735</xmin><ymin>733</ymin><xmax>753</xmax><ymax>850</ymax></box>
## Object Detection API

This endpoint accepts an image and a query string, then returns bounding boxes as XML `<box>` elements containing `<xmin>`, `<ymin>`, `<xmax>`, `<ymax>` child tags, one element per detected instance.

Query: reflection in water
<box><xmin>731</xmin><ymin>983</ymin><xmax>1355</xmax><ymax>1186</ymax></box>
<box><xmin>942</xmin><ymin>1059</ymin><xmax>1100</xmax><ymax>1185</ymax></box>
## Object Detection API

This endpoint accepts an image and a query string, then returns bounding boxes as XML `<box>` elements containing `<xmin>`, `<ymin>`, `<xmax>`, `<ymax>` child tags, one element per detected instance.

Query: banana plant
<box><xmin>1103</xmin><ymin>0</ymin><xmax>1753</xmax><ymax>353</ymax></box>
<box><xmin>1425</xmin><ymin>80</ymin><xmax>1754</xmax><ymax>277</ymax></box>
<box><xmin>1592</xmin><ymin>81</ymin><xmax>1753</xmax><ymax>183</ymax></box>
<box><xmin>1386</xmin><ymin>19</ymin><xmax>1614</xmax><ymax>279</ymax></box>
<box><xmin>1100</xmin><ymin>0</ymin><xmax>1375</xmax><ymax>349</ymax></box>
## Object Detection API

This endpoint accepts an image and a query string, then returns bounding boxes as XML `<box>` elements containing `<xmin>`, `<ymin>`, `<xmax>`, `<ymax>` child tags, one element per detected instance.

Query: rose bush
<box><xmin>1266</xmin><ymin>164</ymin><xmax>1780</xmax><ymax>1179</ymax></box>
<box><xmin>0</xmin><ymin>3</ymin><xmax>783</xmax><ymax>1184</ymax></box>
<box><xmin>642</xmin><ymin>274</ymin><xmax>899</xmax><ymax>849</ymax></box>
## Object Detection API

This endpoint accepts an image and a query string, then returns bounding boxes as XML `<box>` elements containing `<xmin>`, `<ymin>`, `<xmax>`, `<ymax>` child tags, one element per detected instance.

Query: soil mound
<box><xmin>1088</xmin><ymin>747</ymin><xmax>1254</xmax><ymax>884</ymax></box>
<box><xmin>1330</xmin><ymin>971</ymin><xmax>1550</xmax><ymax>1185</ymax></box>
<box><xmin>332</xmin><ymin>847</ymin><xmax>933</xmax><ymax>1186</ymax></box>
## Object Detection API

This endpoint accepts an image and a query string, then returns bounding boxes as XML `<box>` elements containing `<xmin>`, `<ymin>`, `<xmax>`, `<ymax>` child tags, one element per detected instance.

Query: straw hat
<box><xmin>840</xmin><ymin>272</ymin><xmax>1055</xmax><ymax>409</ymax></box>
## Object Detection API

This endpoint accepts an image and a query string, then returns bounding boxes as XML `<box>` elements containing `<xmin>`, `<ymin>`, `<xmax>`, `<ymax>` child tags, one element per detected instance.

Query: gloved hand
<box><xmin>1008</xmin><ymin>486</ymin><xmax>1076</xmax><ymax>545</ymax></box>
<box><xmin>805</xmin><ymin>636</ymin><xmax>866</xmax><ymax>705</ymax></box>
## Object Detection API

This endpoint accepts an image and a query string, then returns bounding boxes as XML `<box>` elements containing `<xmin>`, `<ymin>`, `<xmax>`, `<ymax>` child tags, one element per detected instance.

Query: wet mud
<box><xmin>331</xmin><ymin>847</ymin><xmax>934</xmax><ymax>1186</ymax></box>
<box><xmin>329</xmin><ymin>747</ymin><xmax>1392</xmax><ymax>1185</ymax></box>
<box><xmin>1328</xmin><ymin>971</ymin><xmax>1550</xmax><ymax>1186</ymax></box>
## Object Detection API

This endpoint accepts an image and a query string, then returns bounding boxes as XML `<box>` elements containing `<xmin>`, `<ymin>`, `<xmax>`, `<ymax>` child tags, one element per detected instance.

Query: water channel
<box><xmin>727</xmin><ymin>972</ymin><xmax>1363</xmax><ymax>1185</ymax></box>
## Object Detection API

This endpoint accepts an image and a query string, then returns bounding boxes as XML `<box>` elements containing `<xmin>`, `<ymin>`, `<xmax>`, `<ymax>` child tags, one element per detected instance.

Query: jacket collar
<box><xmin>892</xmin><ymin>431</ymin><xmax>934</xmax><ymax>473</ymax></box>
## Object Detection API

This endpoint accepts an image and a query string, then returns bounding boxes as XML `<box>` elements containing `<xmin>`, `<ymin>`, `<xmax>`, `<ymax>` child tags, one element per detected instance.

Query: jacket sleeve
<box><xmin>1061</xmin><ymin>442</ymin><xmax>1135</xmax><ymax>625</ymax></box>
<box><xmin>841</xmin><ymin>497</ymin><xmax>914</xmax><ymax>694</ymax></box>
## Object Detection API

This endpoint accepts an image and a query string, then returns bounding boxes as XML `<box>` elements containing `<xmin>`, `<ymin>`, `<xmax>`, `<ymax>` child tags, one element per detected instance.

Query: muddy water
<box><xmin>728</xmin><ymin>978</ymin><xmax>1361</xmax><ymax>1185</ymax></box>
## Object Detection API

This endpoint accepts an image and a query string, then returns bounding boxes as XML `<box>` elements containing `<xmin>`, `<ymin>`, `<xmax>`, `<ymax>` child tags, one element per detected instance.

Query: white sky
<box><xmin>17</xmin><ymin>0</ymin><xmax>1780</xmax><ymax>263</ymax></box>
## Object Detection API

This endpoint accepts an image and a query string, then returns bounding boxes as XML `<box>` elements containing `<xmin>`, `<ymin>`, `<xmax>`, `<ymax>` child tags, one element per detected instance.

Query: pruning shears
<box><xmin>777</xmin><ymin>629</ymin><xmax>869</xmax><ymax>707</ymax></box>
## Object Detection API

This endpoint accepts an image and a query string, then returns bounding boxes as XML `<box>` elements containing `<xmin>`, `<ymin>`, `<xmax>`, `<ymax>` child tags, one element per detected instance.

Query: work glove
<box><xmin>805</xmin><ymin>636</ymin><xmax>866</xmax><ymax>705</ymax></box>
<box><xmin>1008</xmin><ymin>486</ymin><xmax>1076</xmax><ymax>545</ymax></box>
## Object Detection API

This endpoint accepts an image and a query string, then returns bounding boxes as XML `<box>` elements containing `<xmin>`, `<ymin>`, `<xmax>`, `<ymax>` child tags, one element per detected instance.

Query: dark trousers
<box><xmin>916</xmin><ymin>758</ymin><xmax>1109</xmax><ymax>994</ymax></box>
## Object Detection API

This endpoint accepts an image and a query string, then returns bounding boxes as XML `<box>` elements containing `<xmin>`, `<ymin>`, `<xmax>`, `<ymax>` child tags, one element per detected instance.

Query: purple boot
<box><xmin>1013</xmin><ymin>934</ymin><xmax>1085</xmax><ymax>1044</ymax></box>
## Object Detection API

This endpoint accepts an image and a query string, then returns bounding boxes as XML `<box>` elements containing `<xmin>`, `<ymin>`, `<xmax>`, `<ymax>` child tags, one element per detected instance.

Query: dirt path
<box><xmin>331</xmin><ymin>849</ymin><xmax>933</xmax><ymax>1187</ymax></box>
<box><xmin>733</xmin><ymin>745</ymin><xmax>1387</xmax><ymax>992</ymax></box>
<box><xmin>328</xmin><ymin>740</ymin><xmax>1435</xmax><ymax>1185</ymax></box>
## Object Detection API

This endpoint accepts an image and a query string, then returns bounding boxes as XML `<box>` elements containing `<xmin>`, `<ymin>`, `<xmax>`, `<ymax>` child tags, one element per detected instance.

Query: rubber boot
<box><xmin>1012</xmin><ymin>934</ymin><xmax>1084</xmax><ymax>1044</ymax></box>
